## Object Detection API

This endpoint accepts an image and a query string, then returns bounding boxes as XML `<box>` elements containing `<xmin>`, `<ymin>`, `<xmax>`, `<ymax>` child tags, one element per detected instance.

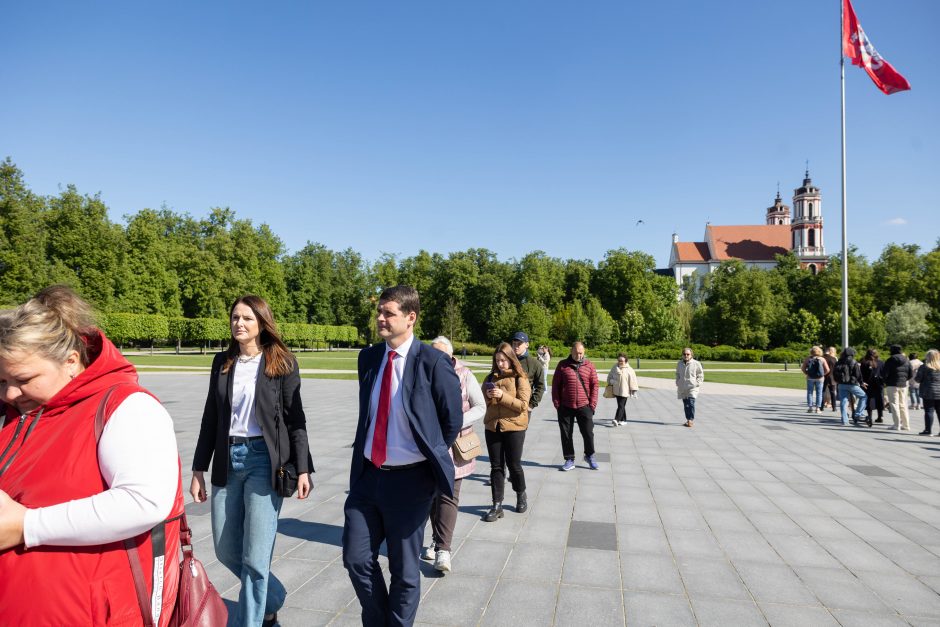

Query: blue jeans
<box><xmin>910</xmin><ymin>387</ymin><xmax>920</xmax><ymax>406</ymax></box>
<box><xmin>838</xmin><ymin>384</ymin><xmax>867</xmax><ymax>425</ymax></box>
<box><xmin>212</xmin><ymin>440</ymin><xmax>285</xmax><ymax>626</ymax></box>
<box><xmin>682</xmin><ymin>397</ymin><xmax>696</xmax><ymax>421</ymax></box>
<box><xmin>806</xmin><ymin>379</ymin><xmax>824</xmax><ymax>409</ymax></box>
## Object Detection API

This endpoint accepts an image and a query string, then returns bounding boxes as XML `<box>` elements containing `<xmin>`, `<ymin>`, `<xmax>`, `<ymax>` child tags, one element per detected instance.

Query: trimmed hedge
<box><xmin>99</xmin><ymin>313</ymin><xmax>357</xmax><ymax>347</ymax></box>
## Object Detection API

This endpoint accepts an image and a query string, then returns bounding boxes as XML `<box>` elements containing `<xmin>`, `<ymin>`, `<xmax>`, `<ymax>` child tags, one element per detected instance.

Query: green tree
<box><xmin>116</xmin><ymin>208</ymin><xmax>182</xmax><ymax>315</ymax></box>
<box><xmin>584</xmin><ymin>297</ymin><xmax>617</xmax><ymax>345</ymax></box>
<box><xmin>871</xmin><ymin>244</ymin><xmax>921</xmax><ymax>309</ymax></box>
<box><xmin>698</xmin><ymin>261</ymin><xmax>775</xmax><ymax>348</ymax></box>
<box><xmin>0</xmin><ymin>159</ymin><xmax>50</xmax><ymax>303</ymax></box>
<box><xmin>552</xmin><ymin>300</ymin><xmax>590</xmax><ymax>345</ymax></box>
<box><xmin>851</xmin><ymin>310</ymin><xmax>887</xmax><ymax>348</ymax></box>
<box><xmin>885</xmin><ymin>301</ymin><xmax>931</xmax><ymax>347</ymax></box>
<box><xmin>515</xmin><ymin>251</ymin><xmax>565</xmax><ymax>310</ymax></box>
<box><xmin>516</xmin><ymin>302</ymin><xmax>552</xmax><ymax>342</ymax></box>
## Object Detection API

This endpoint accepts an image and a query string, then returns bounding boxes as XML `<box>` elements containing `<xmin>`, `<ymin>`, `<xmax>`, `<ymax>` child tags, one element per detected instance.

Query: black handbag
<box><xmin>275</xmin><ymin>461</ymin><xmax>298</xmax><ymax>498</ymax></box>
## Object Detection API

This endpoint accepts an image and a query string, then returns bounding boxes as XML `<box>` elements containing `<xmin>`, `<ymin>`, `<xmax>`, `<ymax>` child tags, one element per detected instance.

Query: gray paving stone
<box><xmin>502</xmin><ymin>542</ymin><xmax>564</xmax><ymax>583</ymax></box>
<box><xmin>827</xmin><ymin>608</ymin><xmax>912</xmax><ymax>626</ymax></box>
<box><xmin>712</xmin><ymin>529</ymin><xmax>783</xmax><ymax>564</ymax></box>
<box><xmin>451</xmin><ymin>539</ymin><xmax>513</xmax><ymax>577</ymax></box>
<box><xmin>757</xmin><ymin>602</ymin><xmax>839</xmax><ymax>627</ymax></box>
<box><xmin>554</xmin><ymin>585</ymin><xmax>624</xmax><ymax>626</ymax></box>
<box><xmin>853</xmin><ymin>569</ymin><xmax>940</xmax><ymax>618</ymax></box>
<box><xmin>731</xmin><ymin>560</ymin><xmax>819</xmax><ymax>606</ymax></box>
<box><xmin>561</xmin><ymin>547</ymin><xmax>621</xmax><ymax>589</ymax></box>
<box><xmin>665</xmin><ymin>528</ymin><xmax>724</xmax><ymax>559</ymax></box>
<box><xmin>621</xmin><ymin>552</ymin><xmax>684</xmax><ymax>594</ymax></box>
<box><xmin>764</xmin><ymin>534</ymin><xmax>842</xmax><ymax>568</ymax></box>
<box><xmin>689</xmin><ymin>596</ymin><xmax>768</xmax><ymax>627</ymax></box>
<box><xmin>658</xmin><ymin>506</ymin><xmax>709</xmax><ymax>531</ymax></box>
<box><xmin>793</xmin><ymin>565</ymin><xmax>894</xmax><ymax>613</ymax></box>
<box><xmin>415</xmin><ymin>573</ymin><xmax>496</xmax><ymax>626</ymax></box>
<box><xmin>567</xmin><ymin>520</ymin><xmax>617</xmax><ymax>551</ymax></box>
<box><xmin>288</xmin><ymin>563</ymin><xmax>356</xmax><ymax>612</ymax></box>
<box><xmin>675</xmin><ymin>556</ymin><xmax>751</xmax><ymax>601</ymax></box>
<box><xmin>479</xmin><ymin>579</ymin><xmax>557</xmax><ymax>626</ymax></box>
<box><xmin>618</xmin><ymin>523</ymin><xmax>670</xmax><ymax>555</ymax></box>
<box><xmin>624</xmin><ymin>590</ymin><xmax>696</xmax><ymax>626</ymax></box>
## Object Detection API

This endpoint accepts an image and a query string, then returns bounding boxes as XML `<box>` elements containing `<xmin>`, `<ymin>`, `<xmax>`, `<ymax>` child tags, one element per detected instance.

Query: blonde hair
<box><xmin>925</xmin><ymin>349</ymin><xmax>940</xmax><ymax>371</ymax></box>
<box><xmin>0</xmin><ymin>285</ymin><xmax>97</xmax><ymax>365</ymax></box>
<box><xmin>810</xmin><ymin>346</ymin><xmax>822</xmax><ymax>357</ymax></box>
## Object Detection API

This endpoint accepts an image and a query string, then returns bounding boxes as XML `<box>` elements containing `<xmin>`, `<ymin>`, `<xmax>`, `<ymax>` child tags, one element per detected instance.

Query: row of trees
<box><xmin>2</xmin><ymin>158</ymin><xmax>938</xmax><ymax>349</ymax></box>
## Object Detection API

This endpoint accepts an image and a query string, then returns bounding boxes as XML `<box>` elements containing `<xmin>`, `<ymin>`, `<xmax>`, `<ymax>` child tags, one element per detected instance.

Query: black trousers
<box><xmin>614</xmin><ymin>395</ymin><xmax>629</xmax><ymax>422</ymax></box>
<box><xmin>484</xmin><ymin>428</ymin><xmax>526</xmax><ymax>503</ymax></box>
<box><xmin>924</xmin><ymin>398</ymin><xmax>940</xmax><ymax>434</ymax></box>
<box><xmin>558</xmin><ymin>404</ymin><xmax>595</xmax><ymax>459</ymax></box>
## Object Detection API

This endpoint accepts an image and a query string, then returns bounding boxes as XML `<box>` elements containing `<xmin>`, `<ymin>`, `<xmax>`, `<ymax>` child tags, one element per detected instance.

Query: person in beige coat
<box><xmin>481</xmin><ymin>342</ymin><xmax>531</xmax><ymax>522</ymax></box>
<box><xmin>606</xmin><ymin>353</ymin><xmax>638</xmax><ymax>426</ymax></box>
<box><xmin>676</xmin><ymin>347</ymin><xmax>704</xmax><ymax>427</ymax></box>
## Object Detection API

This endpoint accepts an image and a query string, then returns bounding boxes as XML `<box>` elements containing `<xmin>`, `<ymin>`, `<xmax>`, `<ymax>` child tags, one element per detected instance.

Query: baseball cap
<box><xmin>511</xmin><ymin>331</ymin><xmax>529</xmax><ymax>343</ymax></box>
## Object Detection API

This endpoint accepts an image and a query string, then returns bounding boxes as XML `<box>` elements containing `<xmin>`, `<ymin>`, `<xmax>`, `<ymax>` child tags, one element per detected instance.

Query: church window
<box><xmin>809</xmin><ymin>229</ymin><xmax>816</xmax><ymax>247</ymax></box>
<box><xmin>808</xmin><ymin>264</ymin><xmax>818</xmax><ymax>275</ymax></box>
<box><xmin>809</xmin><ymin>202</ymin><xmax>814</xmax><ymax>215</ymax></box>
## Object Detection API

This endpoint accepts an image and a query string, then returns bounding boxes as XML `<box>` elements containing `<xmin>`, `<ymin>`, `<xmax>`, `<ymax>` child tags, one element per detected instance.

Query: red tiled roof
<box><xmin>674</xmin><ymin>242</ymin><xmax>710</xmax><ymax>262</ymax></box>
<box><xmin>707</xmin><ymin>225</ymin><xmax>790</xmax><ymax>261</ymax></box>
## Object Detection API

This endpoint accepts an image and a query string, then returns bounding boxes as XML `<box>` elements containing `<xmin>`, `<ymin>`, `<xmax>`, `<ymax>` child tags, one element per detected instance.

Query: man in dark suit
<box><xmin>342</xmin><ymin>285</ymin><xmax>463</xmax><ymax>626</ymax></box>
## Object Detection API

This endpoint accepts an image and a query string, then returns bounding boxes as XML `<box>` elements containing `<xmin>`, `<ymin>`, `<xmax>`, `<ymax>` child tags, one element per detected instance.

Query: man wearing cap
<box><xmin>511</xmin><ymin>331</ymin><xmax>545</xmax><ymax>412</ymax></box>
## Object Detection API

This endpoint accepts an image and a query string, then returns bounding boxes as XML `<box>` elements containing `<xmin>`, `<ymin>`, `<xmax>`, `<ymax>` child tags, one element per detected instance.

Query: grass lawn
<box><xmin>125</xmin><ymin>350</ymin><xmax>804</xmax><ymax>389</ymax></box>
<box><xmin>636</xmin><ymin>370</ymin><xmax>805</xmax><ymax>390</ymax></box>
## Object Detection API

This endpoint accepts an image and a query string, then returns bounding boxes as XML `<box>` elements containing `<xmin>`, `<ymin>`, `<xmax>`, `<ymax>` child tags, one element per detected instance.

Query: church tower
<box><xmin>790</xmin><ymin>169</ymin><xmax>827</xmax><ymax>273</ymax></box>
<box><xmin>765</xmin><ymin>187</ymin><xmax>791</xmax><ymax>225</ymax></box>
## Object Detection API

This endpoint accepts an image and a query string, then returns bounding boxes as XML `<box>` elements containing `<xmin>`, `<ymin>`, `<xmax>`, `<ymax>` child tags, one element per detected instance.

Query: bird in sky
<box><xmin>635</xmin><ymin>220</ymin><xmax>644</xmax><ymax>226</ymax></box>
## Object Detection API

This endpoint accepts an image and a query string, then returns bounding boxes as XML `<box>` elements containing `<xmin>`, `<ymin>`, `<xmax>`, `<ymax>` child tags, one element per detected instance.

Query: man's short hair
<box><xmin>379</xmin><ymin>285</ymin><xmax>420</xmax><ymax>317</ymax></box>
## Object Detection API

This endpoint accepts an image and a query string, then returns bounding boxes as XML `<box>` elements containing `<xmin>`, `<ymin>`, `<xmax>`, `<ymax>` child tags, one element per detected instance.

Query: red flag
<box><xmin>843</xmin><ymin>0</ymin><xmax>910</xmax><ymax>94</ymax></box>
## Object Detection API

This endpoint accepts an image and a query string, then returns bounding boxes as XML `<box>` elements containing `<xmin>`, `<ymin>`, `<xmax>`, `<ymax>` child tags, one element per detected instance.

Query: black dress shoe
<box><xmin>516</xmin><ymin>491</ymin><xmax>528</xmax><ymax>513</ymax></box>
<box><xmin>262</xmin><ymin>612</ymin><xmax>278</xmax><ymax>627</ymax></box>
<box><xmin>483</xmin><ymin>503</ymin><xmax>504</xmax><ymax>522</ymax></box>
<box><xmin>919</xmin><ymin>431</ymin><xmax>931</xmax><ymax>435</ymax></box>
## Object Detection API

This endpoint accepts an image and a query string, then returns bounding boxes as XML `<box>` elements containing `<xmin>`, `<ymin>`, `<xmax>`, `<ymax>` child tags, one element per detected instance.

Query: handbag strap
<box><xmin>95</xmin><ymin>385</ymin><xmax>186</xmax><ymax>627</ymax></box>
<box><xmin>573</xmin><ymin>364</ymin><xmax>591</xmax><ymax>402</ymax></box>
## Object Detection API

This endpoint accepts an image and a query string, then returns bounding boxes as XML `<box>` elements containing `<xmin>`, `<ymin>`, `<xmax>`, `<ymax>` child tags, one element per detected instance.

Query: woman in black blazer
<box><xmin>191</xmin><ymin>295</ymin><xmax>313</xmax><ymax>627</ymax></box>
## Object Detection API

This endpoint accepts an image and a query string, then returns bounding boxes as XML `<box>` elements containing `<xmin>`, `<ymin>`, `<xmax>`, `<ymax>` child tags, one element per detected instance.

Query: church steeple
<box><xmin>790</xmin><ymin>165</ymin><xmax>825</xmax><ymax>273</ymax></box>
<box><xmin>766</xmin><ymin>184</ymin><xmax>791</xmax><ymax>225</ymax></box>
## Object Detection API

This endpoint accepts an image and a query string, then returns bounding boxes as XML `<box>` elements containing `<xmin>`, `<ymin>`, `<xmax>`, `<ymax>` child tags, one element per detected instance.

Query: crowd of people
<box><xmin>803</xmin><ymin>344</ymin><xmax>940</xmax><ymax>433</ymax></box>
<box><xmin>7</xmin><ymin>281</ymin><xmax>937</xmax><ymax>626</ymax></box>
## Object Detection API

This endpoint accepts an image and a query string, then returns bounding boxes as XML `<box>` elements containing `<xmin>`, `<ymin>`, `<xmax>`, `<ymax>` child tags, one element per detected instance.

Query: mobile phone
<box><xmin>482</xmin><ymin>381</ymin><xmax>496</xmax><ymax>392</ymax></box>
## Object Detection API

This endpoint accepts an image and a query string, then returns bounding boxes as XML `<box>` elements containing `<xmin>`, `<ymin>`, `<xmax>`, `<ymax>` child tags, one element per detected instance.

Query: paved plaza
<box><xmin>143</xmin><ymin>372</ymin><xmax>940</xmax><ymax>626</ymax></box>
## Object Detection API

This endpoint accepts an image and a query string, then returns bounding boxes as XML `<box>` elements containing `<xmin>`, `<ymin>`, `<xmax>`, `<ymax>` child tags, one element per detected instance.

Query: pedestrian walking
<box><xmin>606</xmin><ymin>353</ymin><xmax>638</xmax><ymax>426</ymax></box>
<box><xmin>910</xmin><ymin>353</ymin><xmax>923</xmax><ymax>410</ymax></box>
<box><xmin>801</xmin><ymin>346</ymin><xmax>830</xmax><ymax>413</ymax></box>
<box><xmin>834</xmin><ymin>347</ymin><xmax>868</xmax><ymax>427</ymax></box>
<box><xmin>192</xmin><ymin>295</ymin><xmax>313</xmax><ymax>627</ymax></box>
<box><xmin>916</xmin><ymin>349</ymin><xmax>940</xmax><ymax>436</ymax></box>
<box><xmin>883</xmin><ymin>345</ymin><xmax>913</xmax><ymax>431</ymax></box>
<box><xmin>823</xmin><ymin>346</ymin><xmax>839</xmax><ymax>412</ymax></box>
<box><xmin>552</xmin><ymin>342</ymin><xmax>599</xmax><ymax>470</ymax></box>
<box><xmin>860</xmin><ymin>349</ymin><xmax>886</xmax><ymax>425</ymax></box>
<box><xmin>675</xmin><ymin>348</ymin><xmax>704</xmax><ymax>427</ymax></box>
<box><xmin>422</xmin><ymin>336</ymin><xmax>485</xmax><ymax>572</ymax></box>
<box><xmin>537</xmin><ymin>345</ymin><xmax>552</xmax><ymax>390</ymax></box>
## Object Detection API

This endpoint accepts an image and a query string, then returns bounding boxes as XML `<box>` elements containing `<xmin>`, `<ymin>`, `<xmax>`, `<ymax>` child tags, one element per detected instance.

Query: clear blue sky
<box><xmin>2</xmin><ymin>1</ymin><xmax>937</xmax><ymax>267</ymax></box>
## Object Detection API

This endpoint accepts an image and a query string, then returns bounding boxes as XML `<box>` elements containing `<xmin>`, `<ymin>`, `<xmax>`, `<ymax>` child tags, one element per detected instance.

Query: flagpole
<box><xmin>840</xmin><ymin>0</ymin><xmax>850</xmax><ymax>349</ymax></box>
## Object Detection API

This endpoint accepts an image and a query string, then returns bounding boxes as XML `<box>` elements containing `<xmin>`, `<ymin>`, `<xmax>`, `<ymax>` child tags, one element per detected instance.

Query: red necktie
<box><xmin>370</xmin><ymin>350</ymin><xmax>397</xmax><ymax>468</ymax></box>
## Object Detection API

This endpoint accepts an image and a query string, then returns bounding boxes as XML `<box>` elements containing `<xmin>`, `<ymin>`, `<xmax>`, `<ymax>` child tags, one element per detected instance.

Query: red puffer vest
<box><xmin>0</xmin><ymin>332</ymin><xmax>184</xmax><ymax>626</ymax></box>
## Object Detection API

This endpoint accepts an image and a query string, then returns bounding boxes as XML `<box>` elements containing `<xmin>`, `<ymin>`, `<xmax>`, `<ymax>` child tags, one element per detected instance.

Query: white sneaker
<box><xmin>421</xmin><ymin>545</ymin><xmax>436</xmax><ymax>561</ymax></box>
<box><xmin>434</xmin><ymin>549</ymin><xmax>452</xmax><ymax>572</ymax></box>
<box><xmin>610</xmin><ymin>419</ymin><xmax>619</xmax><ymax>427</ymax></box>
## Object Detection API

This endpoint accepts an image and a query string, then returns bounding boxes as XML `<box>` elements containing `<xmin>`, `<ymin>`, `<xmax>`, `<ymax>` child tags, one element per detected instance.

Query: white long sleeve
<box><xmin>463</xmin><ymin>373</ymin><xmax>486</xmax><ymax>428</ymax></box>
<box><xmin>23</xmin><ymin>393</ymin><xmax>179</xmax><ymax>548</ymax></box>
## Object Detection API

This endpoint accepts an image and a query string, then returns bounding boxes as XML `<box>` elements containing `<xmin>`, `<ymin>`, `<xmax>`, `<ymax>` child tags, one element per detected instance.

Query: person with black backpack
<box><xmin>835</xmin><ymin>347</ymin><xmax>869</xmax><ymax>427</ymax></box>
<box><xmin>801</xmin><ymin>346</ymin><xmax>830</xmax><ymax>414</ymax></box>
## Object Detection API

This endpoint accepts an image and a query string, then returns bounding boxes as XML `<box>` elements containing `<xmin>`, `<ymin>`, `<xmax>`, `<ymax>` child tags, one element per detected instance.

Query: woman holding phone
<box><xmin>481</xmin><ymin>343</ymin><xmax>531</xmax><ymax>522</ymax></box>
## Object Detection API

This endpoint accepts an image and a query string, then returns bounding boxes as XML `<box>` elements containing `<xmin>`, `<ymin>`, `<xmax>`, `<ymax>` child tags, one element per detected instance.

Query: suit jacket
<box><xmin>350</xmin><ymin>338</ymin><xmax>463</xmax><ymax>497</ymax></box>
<box><xmin>193</xmin><ymin>351</ymin><xmax>314</xmax><ymax>488</ymax></box>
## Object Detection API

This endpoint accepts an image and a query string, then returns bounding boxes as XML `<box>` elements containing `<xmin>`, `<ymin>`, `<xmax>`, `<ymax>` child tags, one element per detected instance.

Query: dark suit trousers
<box><xmin>343</xmin><ymin>462</ymin><xmax>437</xmax><ymax>627</ymax></box>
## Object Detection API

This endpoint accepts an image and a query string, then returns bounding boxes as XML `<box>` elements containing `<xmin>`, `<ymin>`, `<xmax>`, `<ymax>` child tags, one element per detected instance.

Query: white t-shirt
<box><xmin>23</xmin><ymin>393</ymin><xmax>179</xmax><ymax>548</ymax></box>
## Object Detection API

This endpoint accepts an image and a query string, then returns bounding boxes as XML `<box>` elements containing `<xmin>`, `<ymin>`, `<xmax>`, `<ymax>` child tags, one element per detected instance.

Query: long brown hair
<box><xmin>222</xmin><ymin>295</ymin><xmax>294</xmax><ymax>378</ymax></box>
<box><xmin>490</xmin><ymin>342</ymin><xmax>527</xmax><ymax>379</ymax></box>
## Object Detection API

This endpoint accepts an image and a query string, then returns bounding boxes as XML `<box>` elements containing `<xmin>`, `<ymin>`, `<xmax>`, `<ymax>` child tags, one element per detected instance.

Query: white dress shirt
<box><xmin>364</xmin><ymin>334</ymin><xmax>426</xmax><ymax>466</ymax></box>
<box><xmin>229</xmin><ymin>355</ymin><xmax>263</xmax><ymax>437</ymax></box>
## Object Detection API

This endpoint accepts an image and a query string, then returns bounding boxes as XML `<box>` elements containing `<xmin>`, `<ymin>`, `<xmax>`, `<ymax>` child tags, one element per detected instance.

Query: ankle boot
<box><xmin>483</xmin><ymin>502</ymin><xmax>504</xmax><ymax>522</ymax></box>
<box><xmin>516</xmin><ymin>491</ymin><xmax>528</xmax><ymax>513</ymax></box>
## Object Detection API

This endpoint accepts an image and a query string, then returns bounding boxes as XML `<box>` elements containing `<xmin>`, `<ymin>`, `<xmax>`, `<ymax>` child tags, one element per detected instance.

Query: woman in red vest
<box><xmin>0</xmin><ymin>285</ymin><xmax>185</xmax><ymax>625</ymax></box>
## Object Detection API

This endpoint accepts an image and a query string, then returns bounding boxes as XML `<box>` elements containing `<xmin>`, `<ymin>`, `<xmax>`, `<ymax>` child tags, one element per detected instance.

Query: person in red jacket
<box><xmin>0</xmin><ymin>285</ymin><xmax>184</xmax><ymax>626</ymax></box>
<box><xmin>552</xmin><ymin>342</ymin><xmax>600</xmax><ymax>471</ymax></box>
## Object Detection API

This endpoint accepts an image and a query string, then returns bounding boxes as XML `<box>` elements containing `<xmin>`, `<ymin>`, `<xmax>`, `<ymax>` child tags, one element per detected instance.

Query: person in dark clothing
<box><xmin>883</xmin><ymin>344</ymin><xmax>914</xmax><ymax>431</ymax></box>
<box><xmin>510</xmin><ymin>331</ymin><xmax>545</xmax><ymax>410</ymax></box>
<box><xmin>835</xmin><ymin>347</ymin><xmax>868</xmax><ymax>426</ymax></box>
<box><xmin>823</xmin><ymin>346</ymin><xmax>839</xmax><ymax>412</ymax></box>
<box><xmin>916</xmin><ymin>349</ymin><xmax>940</xmax><ymax>435</ymax></box>
<box><xmin>860</xmin><ymin>349</ymin><xmax>885</xmax><ymax>425</ymax></box>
